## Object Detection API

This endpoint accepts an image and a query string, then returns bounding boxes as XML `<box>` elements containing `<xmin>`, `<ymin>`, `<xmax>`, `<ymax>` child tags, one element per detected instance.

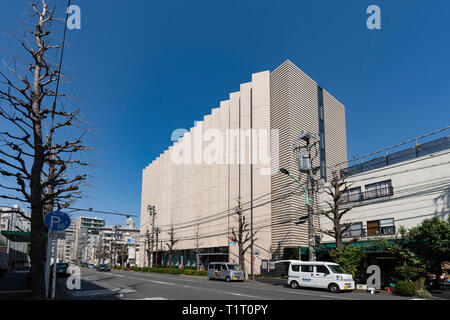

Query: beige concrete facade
<box><xmin>140</xmin><ymin>60</ymin><xmax>347</xmax><ymax>274</ymax></box>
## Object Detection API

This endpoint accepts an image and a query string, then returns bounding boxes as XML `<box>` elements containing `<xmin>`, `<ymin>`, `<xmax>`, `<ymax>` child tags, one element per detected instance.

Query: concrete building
<box><xmin>139</xmin><ymin>60</ymin><xmax>348</xmax><ymax>274</ymax></box>
<box><xmin>0</xmin><ymin>205</ymin><xmax>31</xmax><ymax>269</ymax></box>
<box><xmin>319</xmin><ymin>135</ymin><xmax>450</xmax><ymax>244</ymax></box>
<box><xmin>99</xmin><ymin>219</ymin><xmax>140</xmax><ymax>266</ymax></box>
<box><xmin>74</xmin><ymin>216</ymin><xmax>105</xmax><ymax>263</ymax></box>
<box><xmin>58</xmin><ymin>217</ymin><xmax>76</xmax><ymax>262</ymax></box>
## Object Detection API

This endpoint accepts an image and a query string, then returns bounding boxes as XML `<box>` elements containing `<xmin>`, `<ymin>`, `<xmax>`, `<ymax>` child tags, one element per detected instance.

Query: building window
<box><xmin>367</xmin><ymin>218</ymin><xmax>395</xmax><ymax>236</ymax></box>
<box><xmin>365</xmin><ymin>180</ymin><xmax>393</xmax><ymax>200</ymax></box>
<box><xmin>342</xmin><ymin>187</ymin><xmax>362</xmax><ymax>203</ymax></box>
<box><xmin>342</xmin><ymin>222</ymin><xmax>364</xmax><ymax>238</ymax></box>
<box><xmin>379</xmin><ymin>218</ymin><xmax>395</xmax><ymax>235</ymax></box>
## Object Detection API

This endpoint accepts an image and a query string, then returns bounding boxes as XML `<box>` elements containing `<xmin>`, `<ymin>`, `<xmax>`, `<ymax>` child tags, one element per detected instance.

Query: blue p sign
<box><xmin>44</xmin><ymin>211</ymin><xmax>71</xmax><ymax>231</ymax></box>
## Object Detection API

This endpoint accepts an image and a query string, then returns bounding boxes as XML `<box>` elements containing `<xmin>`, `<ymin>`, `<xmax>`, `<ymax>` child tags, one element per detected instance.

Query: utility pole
<box><xmin>155</xmin><ymin>227</ymin><xmax>160</xmax><ymax>268</ymax></box>
<box><xmin>144</xmin><ymin>229</ymin><xmax>151</xmax><ymax>269</ymax></box>
<box><xmin>147</xmin><ymin>205</ymin><xmax>156</xmax><ymax>268</ymax></box>
<box><xmin>291</xmin><ymin>130</ymin><xmax>321</xmax><ymax>261</ymax></box>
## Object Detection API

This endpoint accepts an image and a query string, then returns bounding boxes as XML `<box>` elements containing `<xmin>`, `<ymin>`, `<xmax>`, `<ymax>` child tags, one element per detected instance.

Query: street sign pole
<box><xmin>43</xmin><ymin>211</ymin><xmax>71</xmax><ymax>299</ymax></box>
<box><xmin>51</xmin><ymin>233</ymin><xmax>57</xmax><ymax>299</ymax></box>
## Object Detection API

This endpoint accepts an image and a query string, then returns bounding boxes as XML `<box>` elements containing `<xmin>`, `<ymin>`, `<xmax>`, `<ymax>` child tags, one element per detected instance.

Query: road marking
<box><xmin>136</xmin><ymin>278</ymin><xmax>176</xmax><ymax>286</ymax></box>
<box><xmin>139</xmin><ymin>297</ymin><xmax>169</xmax><ymax>300</ymax></box>
<box><xmin>70</xmin><ymin>287</ymin><xmax>136</xmax><ymax>298</ymax></box>
<box><xmin>276</xmin><ymin>289</ymin><xmax>354</xmax><ymax>300</ymax></box>
<box><xmin>225</xmin><ymin>292</ymin><xmax>267</xmax><ymax>299</ymax></box>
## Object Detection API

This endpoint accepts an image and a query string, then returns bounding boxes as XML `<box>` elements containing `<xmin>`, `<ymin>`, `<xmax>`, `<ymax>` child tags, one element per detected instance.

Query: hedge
<box><xmin>117</xmin><ymin>266</ymin><xmax>207</xmax><ymax>276</ymax></box>
<box><xmin>394</xmin><ymin>280</ymin><xmax>416</xmax><ymax>296</ymax></box>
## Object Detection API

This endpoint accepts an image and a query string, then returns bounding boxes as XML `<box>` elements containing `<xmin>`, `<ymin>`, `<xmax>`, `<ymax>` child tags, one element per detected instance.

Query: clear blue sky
<box><xmin>0</xmin><ymin>1</ymin><xmax>449</xmax><ymax>227</ymax></box>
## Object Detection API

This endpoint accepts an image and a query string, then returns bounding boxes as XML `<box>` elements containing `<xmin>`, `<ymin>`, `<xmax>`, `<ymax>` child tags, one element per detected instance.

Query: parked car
<box><xmin>285</xmin><ymin>260</ymin><xmax>354</xmax><ymax>293</ymax></box>
<box><xmin>55</xmin><ymin>262</ymin><xmax>70</xmax><ymax>277</ymax></box>
<box><xmin>207</xmin><ymin>262</ymin><xmax>245</xmax><ymax>282</ymax></box>
<box><xmin>88</xmin><ymin>263</ymin><xmax>95</xmax><ymax>268</ymax></box>
<box><xmin>96</xmin><ymin>264</ymin><xmax>111</xmax><ymax>272</ymax></box>
<box><xmin>80</xmin><ymin>262</ymin><xmax>89</xmax><ymax>267</ymax></box>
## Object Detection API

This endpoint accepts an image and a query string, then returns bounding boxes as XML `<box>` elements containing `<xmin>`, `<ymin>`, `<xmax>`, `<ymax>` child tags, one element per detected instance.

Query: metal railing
<box><xmin>342</xmin><ymin>225</ymin><xmax>396</xmax><ymax>238</ymax></box>
<box><xmin>341</xmin><ymin>186</ymin><xmax>394</xmax><ymax>203</ymax></box>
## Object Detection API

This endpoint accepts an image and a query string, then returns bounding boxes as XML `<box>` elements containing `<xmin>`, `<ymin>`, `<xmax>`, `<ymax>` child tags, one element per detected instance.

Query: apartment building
<box><xmin>74</xmin><ymin>216</ymin><xmax>105</xmax><ymax>263</ymax></box>
<box><xmin>98</xmin><ymin>219</ymin><xmax>140</xmax><ymax>266</ymax></box>
<box><xmin>140</xmin><ymin>60</ymin><xmax>348</xmax><ymax>274</ymax></box>
<box><xmin>0</xmin><ymin>205</ymin><xmax>31</xmax><ymax>268</ymax></box>
<box><xmin>319</xmin><ymin>135</ymin><xmax>450</xmax><ymax>244</ymax></box>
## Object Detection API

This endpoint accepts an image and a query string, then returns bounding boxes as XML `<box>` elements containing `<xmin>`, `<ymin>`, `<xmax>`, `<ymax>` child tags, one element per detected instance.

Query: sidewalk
<box><xmin>0</xmin><ymin>268</ymin><xmax>32</xmax><ymax>300</ymax></box>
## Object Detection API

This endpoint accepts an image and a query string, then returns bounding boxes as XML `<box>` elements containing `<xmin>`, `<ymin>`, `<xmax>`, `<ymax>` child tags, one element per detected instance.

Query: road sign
<box><xmin>49</xmin><ymin>230</ymin><xmax>66</xmax><ymax>240</ymax></box>
<box><xmin>44</xmin><ymin>211</ymin><xmax>71</xmax><ymax>231</ymax></box>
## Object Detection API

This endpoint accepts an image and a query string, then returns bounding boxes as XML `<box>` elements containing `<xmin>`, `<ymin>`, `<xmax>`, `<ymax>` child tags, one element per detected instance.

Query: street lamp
<box><xmin>279</xmin><ymin>168</ymin><xmax>311</xmax><ymax>206</ymax></box>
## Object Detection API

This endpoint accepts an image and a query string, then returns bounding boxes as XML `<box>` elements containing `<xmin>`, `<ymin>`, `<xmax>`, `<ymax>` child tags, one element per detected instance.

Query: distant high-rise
<box><xmin>74</xmin><ymin>216</ymin><xmax>105</xmax><ymax>262</ymax></box>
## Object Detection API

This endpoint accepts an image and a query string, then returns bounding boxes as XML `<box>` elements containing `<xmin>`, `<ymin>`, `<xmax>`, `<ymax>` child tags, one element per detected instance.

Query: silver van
<box><xmin>207</xmin><ymin>262</ymin><xmax>245</xmax><ymax>282</ymax></box>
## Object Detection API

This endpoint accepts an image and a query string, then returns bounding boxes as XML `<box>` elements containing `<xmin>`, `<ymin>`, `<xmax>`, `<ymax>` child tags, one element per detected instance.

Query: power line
<box><xmin>65</xmin><ymin>207</ymin><xmax>138</xmax><ymax>218</ymax></box>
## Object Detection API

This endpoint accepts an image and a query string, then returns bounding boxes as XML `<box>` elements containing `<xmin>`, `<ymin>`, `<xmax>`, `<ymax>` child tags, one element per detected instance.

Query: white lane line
<box><xmin>135</xmin><ymin>278</ymin><xmax>176</xmax><ymax>286</ymax></box>
<box><xmin>139</xmin><ymin>297</ymin><xmax>169</xmax><ymax>300</ymax></box>
<box><xmin>225</xmin><ymin>292</ymin><xmax>267</xmax><ymax>299</ymax></box>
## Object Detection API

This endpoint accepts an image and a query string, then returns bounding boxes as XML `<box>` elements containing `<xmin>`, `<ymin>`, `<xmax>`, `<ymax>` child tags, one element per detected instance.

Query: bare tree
<box><xmin>0</xmin><ymin>1</ymin><xmax>88</xmax><ymax>297</ymax></box>
<box><xmin>319</xmin><ymin>170</ymin><xmax>357</xmax><ymax>250</ymax></box>
<box><xmin>165</xmin><ymin>225</ymin><xmax>179</xmax><ymax>269</ymax></box>
<box><xmin>94</xmin><ymin>236</ymin><xmax>109</xmax><ymax>264</ymax></box>
<box><xmin>230</xmin><ymin>198</ymin><xmax>257</xmax><ymax>277</ymax></box>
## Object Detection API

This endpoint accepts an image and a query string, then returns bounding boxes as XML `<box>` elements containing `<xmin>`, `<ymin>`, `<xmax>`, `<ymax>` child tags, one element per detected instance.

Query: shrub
<box><xmin>394</xmin><ymin>280</ymin><xmax>416</xmax><ymax>296</ymax></box>
<box><xmin>329</xmin><ymin>246</ymin><xmax>365</xmax><ymax>278</ymax></box>
<box><xmin>141</xmin><ymin>267</ymin><xmax>149</xmax><ymax>272</ymax></box>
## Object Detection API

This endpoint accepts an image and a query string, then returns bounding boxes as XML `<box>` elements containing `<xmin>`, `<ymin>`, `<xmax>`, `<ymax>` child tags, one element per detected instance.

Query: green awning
<box><xmin>1</xmin><ymin>231</ymin><xmax>48</xmax><ymax>242</ymax></box>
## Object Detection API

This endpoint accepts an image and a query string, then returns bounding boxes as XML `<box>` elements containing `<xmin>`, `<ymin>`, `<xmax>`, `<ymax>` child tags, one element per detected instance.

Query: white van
<box><xmin>286</xmin><ymin>260</ymin><xmax>354</xmax><ymax>293</ymax></box>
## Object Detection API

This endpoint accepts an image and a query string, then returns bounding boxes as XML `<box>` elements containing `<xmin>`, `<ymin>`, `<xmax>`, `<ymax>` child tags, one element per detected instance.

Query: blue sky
<box><xmin>0</xmin><ymin>0</ymin><xmax>449</xmax><ymax>227</ymax></box>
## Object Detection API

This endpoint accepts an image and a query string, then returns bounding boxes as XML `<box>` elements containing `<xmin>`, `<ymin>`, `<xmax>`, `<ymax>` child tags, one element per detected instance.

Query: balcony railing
<box><xmin>341</xmin><ymin>186</ymin><xmax>394</xmax><ymax>204</ymax></box>
<box><xmin>342</xmin><ymin>225</ymin><xmax>396</xmax><ymax>238</ymax></box>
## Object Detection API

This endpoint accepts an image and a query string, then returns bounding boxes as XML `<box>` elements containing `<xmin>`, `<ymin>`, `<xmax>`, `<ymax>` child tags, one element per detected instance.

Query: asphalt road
<box><xmin>57</xmin><ymin>267</ymin><xmax>416</xmax><ymax>300</ymax></box>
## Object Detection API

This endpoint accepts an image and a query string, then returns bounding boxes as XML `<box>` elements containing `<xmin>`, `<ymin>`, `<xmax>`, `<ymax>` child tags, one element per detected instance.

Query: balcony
<box><xmin>341</xmin><ymin>186</ymin><xmax>393</xmax><ymax>204</ymax></box>
<box><xmin>342</xmin><ymin>225</ymin><xmax>396</xmax><ymax>238</ymax></box>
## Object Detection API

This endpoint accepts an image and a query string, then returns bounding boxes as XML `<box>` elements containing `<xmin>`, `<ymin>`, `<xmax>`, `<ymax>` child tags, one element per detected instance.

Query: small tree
<box><xmin>329</xmin><ymin>246</ymin><xmax>364</xmax><ymax>278</ymax></box>
<box><xmin>165</xmin><ymin>225</ymin><xmax>179</xmax><ymax>269</ymax></box>
<box><xmin>230</xmin><ymin>198</ymin><xmax>257</xmax><ymax>277</ymax></box>
<box><xmin>320</xmin><ymin>170</ymin><xmax>356</xmax><ymax>250</ymax></box>
<box><xmin>387</xmin><ymin>217</ymin><xmax>450</xmax><ymax>292</ymax></box>
<box><xmin>94</xmin><ymin>236</ymin><xmax>109</xmax><ymax>264</ymax></box>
